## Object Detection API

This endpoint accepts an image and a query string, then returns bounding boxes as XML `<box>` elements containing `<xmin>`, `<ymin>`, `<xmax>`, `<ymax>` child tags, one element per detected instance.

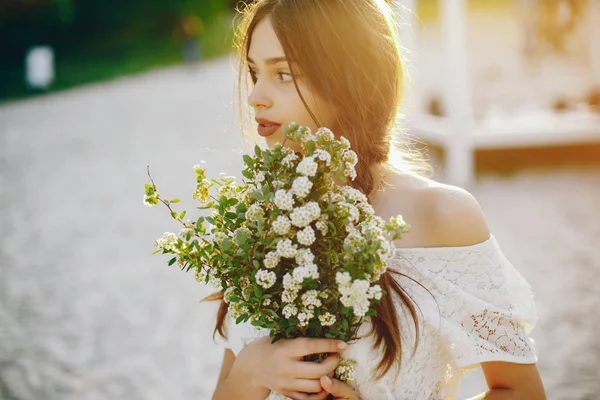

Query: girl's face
<box><xmin>247</xmin><ymin>17</ymin><xmax>338</xmax><ymax>152</ymax></box>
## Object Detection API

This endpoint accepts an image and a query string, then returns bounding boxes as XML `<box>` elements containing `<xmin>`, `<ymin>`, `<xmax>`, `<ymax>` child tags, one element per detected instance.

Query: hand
<box><xmin>232</xmin><ymin>336</ymin><xmax>346</xmax><ymax>400</ymax></box>
<box><xmin>320</xmin><ymin>376</ymin><xmax>361</xmax><ymax>400</ymax></box>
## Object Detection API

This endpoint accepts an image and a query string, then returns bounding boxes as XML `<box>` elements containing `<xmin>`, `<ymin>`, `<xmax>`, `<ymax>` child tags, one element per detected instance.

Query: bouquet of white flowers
<box><xmin>144</xmin><ymin>123</ymin><xmax>409</xmax><ymax>383</ymax></box>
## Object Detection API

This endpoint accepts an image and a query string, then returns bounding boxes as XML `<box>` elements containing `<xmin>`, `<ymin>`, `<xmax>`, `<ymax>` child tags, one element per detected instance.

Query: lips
<box><xmin>256</xmin><ymin>118</ymin><xmax>282</xmax><ymax>137</ymax></box>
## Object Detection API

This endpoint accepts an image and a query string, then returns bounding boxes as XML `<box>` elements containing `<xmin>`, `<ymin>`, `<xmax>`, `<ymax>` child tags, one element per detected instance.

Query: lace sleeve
<box><xmin>424</xmin><ymin>237</ymin><xmax>539</xmax><ymax>369</ymax></box>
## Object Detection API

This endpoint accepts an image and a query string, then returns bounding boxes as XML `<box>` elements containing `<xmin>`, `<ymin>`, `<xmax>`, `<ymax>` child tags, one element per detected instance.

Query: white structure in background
<box><xmin>399</xmin><ymin>0</ymin><xmax>600</xmax><ymax>188</ymax></box>
<box><xmin>25</xmin><ymin>46</ymin><xmax>55</xmax><ymax>90</ymax></box>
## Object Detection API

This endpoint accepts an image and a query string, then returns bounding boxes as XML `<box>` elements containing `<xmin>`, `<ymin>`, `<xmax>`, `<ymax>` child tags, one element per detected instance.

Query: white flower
<box><xmin>282</xmin><ymin>289</ymin><xmax>299</xmax><ymax>303</ymax></box>
<box><xmin>315</xmin><ymin>220</ymin><xmax>328</xmax><ymax>235</ymax></box>
<box><xmin>344</xmin><ymin>162</ymin><xmax>357</xmax><ymax>181</ymax></box>
<box><xmin>276</xmin><ymin>239</ymin><xmax>298</xmax><ymax>258</ymax></box>
<box><xmin>290</xmin><ymin>206</ymin><xmax>312</xmax><ymax>228</ymax></box>
<box><xmin>209</xmin><ymin>275</ymin><xmax>223</xmax><ymax>291</ymax></box>
<box><xmin>274</xmin><ymin>189</ymin><xmax>295</xmax><ymax>211</ymax></box>
<box><xmin>390</xmin><ymin>215</ymin><xmax>409</xmax><ymax>231</ymax></box>
<box><xmin>338</xmin><ymin>279</ymin><xmax>371</xmax><ymax>317</ymax></box>
<box><xmin>340</xmin><ymin>185</ymin><xmax>367</xmax><ymax>203</ymax></box>
<box><xmin>296</xmin><ymin>226</ymin><xmax>316</xmax><ymax>246</ymax></box>
<box><xmin>339</xmin><ymin>136</ymin><xmax>351</xmax><ymax>150</ymax></box>
<box><xmin>295</xmin><ymin>248</ymin><xmax>315</xmax><ymax>266</ymax></box>
<box><xmin>301</xmin><ymin>290</ymin><xmax>322</xmax><ymax>309</ymax></box>
<box><xmin>297</xmin><ymin>156</ymin><xmax>318</xmax><ymax>177</ymax></box>
<box><xmin>291</xmin><ymin>176</ymin><xmax>313</xmax><ymax>199</ymax></box>
<box><xmin>319</xmin><ymin>312</ymin><xmax>336</xmax><ymax>327</ymax></box>
<box><xmin>367</xmin><ymin>285</ymin><xmax>383</xmax><ymax>300</ymax></box>
<box><xmin>292</xmin><ymin>263</ymin><xmax>319</xmax><ymax>283</ymax></box>
<box><xmin>342</xmin><ymin>150</ymin><xmax>358</xmax><ymax>166</ymax></box>
<box><xmin>313</xmin><ymin>149</ymin><xmax>332</xmax><ymax>166</ymax></box>
<box><xmin>335</xmin><ymin>359</ymin><xmax>357</xmax><ymax>382</ymax></box>
<box><xmin>263</xmin><ymin>251</ymin><xmax>280</xmax><ymax>269</ymax></box>
<box><xmin>282</xmin><ymin>304</ymin><xmax>299</xmax><ymax>319</ymax></box>
<box><xmin>336</xmin><ymin>271</ymin><xmax>352</xmax><ymax>286</ymax></box>
<box><xmin>262</xmin><ymin>298</ymin><xmax>272</xmax><ymax>306</ymax></box>
<box><xmin>282</xmin><ymin>153</ymin><xmax>299</xmax><ymax>168</ymax></box>
<box><xmin>300</xmin><ymin>131</ymin><xmax>317</xmax><ymax>143</ymax></box>
<box><xmin>255</xmin><ymin>270</ymin><xmax>277</xmax><ymax>289</ymax></box>
<box><xmin>272</xmin><ymin>215</ymin><xmax>292</xmax><ymax>236</ymax></box>
<box><xmin>283</xmin><ymin>273</ymin><xmax>301</xmax><ymax>291</ymax></box>
<box><xmin>229</xmin><ymin>303</ymin><xmax>249</xmax><ymax>320</ymax></box>
<box><xmin>193</xmin><ymin>179</ymin><xmax>213</xmax><ymax>203</ymax></box>
<box><xmin>255</xmin><ymin>171</ymin><xmax>265</xmax><ymax>183</ymax></box>
<box><xmin>337</xmin><ymin>202</ymin><xmax>360</xmax><ymax>224</ymax></box>
<box><xmin>359</xmin><ymin>221</ymin><xmax>383</xmax><ymax>238</ymax></box>
<box><xmin>343</xmin><ymin>230</ymin><xmax>365</xmax><ymax>249</ymax></box>
<box><xmin>297</xmin><ymin>309</ymin><xmax>314</xmax><ymax>327</ymax></box>
<box><xmin>155</xmin><ymin>232</ymin><xmax>179</xmax><ymax>252</ymax></box>
<box><xmin>357</xmin><ymin>202</ymin><xmax>375</xmax><ymax>216</ymax></box>
<box><xmin>315</xmin><ymin>128</ymin><xmax>335</xmax><ymax>142</ymax></box>
<box><xmin>195</xmin><ymin>268</ymin><xmax>206</xmax><ymax>283</ymax></box>
<box><xmin>305</xmin><ymin>202</ymin><xmax>321</xmax><ymax>220</ymax></box>
<box><xmin>213</xmin><ymin>231</ymin><xmax>228</xmax><ymax>246</ymax></box>
<box><xmin>245</xmin><ymin>203</ymin><xmax>265</xmax><ymax>221</ymax></box>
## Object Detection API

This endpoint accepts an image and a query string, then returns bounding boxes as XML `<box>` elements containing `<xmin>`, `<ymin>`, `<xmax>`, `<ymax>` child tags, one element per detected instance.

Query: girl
<box><xmin>211</xmin><ymin>1</ymin><xmax>545</xmax><ymax>399</ymax></box>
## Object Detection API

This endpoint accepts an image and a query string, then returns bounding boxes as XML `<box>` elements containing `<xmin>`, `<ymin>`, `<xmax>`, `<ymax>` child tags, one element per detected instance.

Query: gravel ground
<box><xmin>1</xmin><ymin>10</ymin><xmax>599</xmax><ymax>399</ymax></box>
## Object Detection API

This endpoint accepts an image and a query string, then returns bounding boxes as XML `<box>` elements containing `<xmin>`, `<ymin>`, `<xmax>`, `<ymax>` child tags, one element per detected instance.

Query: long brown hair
<box><xmin>209</xmin><ymin>0</ymin><xmax>431</xmax><ymax>380</ymax></box>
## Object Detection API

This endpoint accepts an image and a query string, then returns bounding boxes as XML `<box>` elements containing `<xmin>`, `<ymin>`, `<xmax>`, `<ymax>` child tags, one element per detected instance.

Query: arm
<box><xmin>467</xmin><ymin>362</ymin><xmax>546</xmax><ymax>400</ymax></box>
<box><xmin>212</xmin><ymin>348</ymin><xmax>270</xmax><ymax>400</ymax></box>
<box><xmin>212</xmin><ymin>337</ymin><xmax>345</xmax><ymax>400</ymax></box>
<box><xmin>429</xmin><ymin>185</ymin><xmax>546</xmax><ymax>400</ymax></box>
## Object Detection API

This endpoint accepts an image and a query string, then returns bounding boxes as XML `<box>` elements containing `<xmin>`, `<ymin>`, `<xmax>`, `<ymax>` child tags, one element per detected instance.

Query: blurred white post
<box><xmin>590</xmin><ymin>1</ymin><xmax>600</xmax><ymax>86</ymax></box>
<box><xmin>395</xmin><ymin>0</ymin><xmax>419</xmax><ymax>116</ymax></box>
<box><xmin>440</xmin><ymin>0</ymin><xmax>474</xmax><ymax>187</ymax></box>
<box><xmin>25</xmin><ymin>46</ymin><xmax>55</xmax><ymax>90</ymax></box>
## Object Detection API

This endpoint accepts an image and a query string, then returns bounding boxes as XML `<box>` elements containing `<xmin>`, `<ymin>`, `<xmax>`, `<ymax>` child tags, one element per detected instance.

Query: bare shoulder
<box><xmin>381</xmin><ymin>169</ymin><xmax>490</xmax><ymax>248</ymax></box>
<box><xmin>426</xmin><ymin>180</ymin><xmax>490</xmax><ymax>247</ymax></box>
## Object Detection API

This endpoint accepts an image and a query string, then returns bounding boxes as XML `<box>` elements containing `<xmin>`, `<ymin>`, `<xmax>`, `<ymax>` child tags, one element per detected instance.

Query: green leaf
<box><xmin>225</xmin><ymin>212</ymin><xmax>237</xmax><ymax>219</ymax></box>
<box><xmin>242</xmin><ymin>170</ymin><xmax>253</xmax><ymax>179</ymax></box>
<box><xmin>170</xmin><ymin>211</ymin><xmax>178</xmax><ymax>219</ymax></box>
<box><xmin>366</xmin><ymin>309</ymin><xmax>377</xmax><ymax>317</ymax></box>
<box><xmin>206</xmin><ymin>216</ymin><xmax>215</xmax><ymax>225</ymax></box>
<box><xmin>229</xmin><ymin>296</ymin><xmax>240</xmax><ymax>303</ymax></box>
<box><xmin>342</xmin><ymin>319</ymin><xmax>348</xmax><ymax>331</ymax></box>
<box><xmin>180</xmin><ymin>211</ymin><xmax>186</xmax><ymax>220</ymax></box>
<box><xmin>170</xmin><ymin>198</ymin><xmax>180</xmax><ymax>203</ymax></box>
<box><xmin>243</xmin><ymin>155</ymin><xmax>254</xmax><ymax>167</ymax></box>
<box><xmin>222</xmin><ymin>238</ymin><xmax>232</xmax><ymax>251</ymax></box>
<box><xmin>236</xmin><ymin>315</ymin><xmax>246</xmax><ymax>324</ymax></box>
<box><xmin>168</xmin><ymin>257</ymin><xmax>177</xmax><ymax>266</ymax></box>
<box><xmin>254</xmin><ymin>285</ymin><xmax>263</xmax><ymax>298</ymax></box>
<box><xmin>251</xmin><ymin>192</ymin><xmax>264</xmax><ymax>201</ymax></box>
<box><xmin>253</xmin><ymin>260</ymin><xmax>260</xmax><ymax>268</ymax></box>
<box><xmin>254</xmin><ymin>145</ymin><xmax>262</xmax><ymax>157</ymax></box>
<box><xmin>262</xmin><ymin>183</ymin><xmax>270</xmax><ymax>196</ymax></box>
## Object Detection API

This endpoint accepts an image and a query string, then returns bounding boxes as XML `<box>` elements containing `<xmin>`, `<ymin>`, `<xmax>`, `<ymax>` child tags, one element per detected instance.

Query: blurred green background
<box><xmin>0</xmin><ymin>0</ymin><xmax>242</xmax><ymax>102</ymax></box>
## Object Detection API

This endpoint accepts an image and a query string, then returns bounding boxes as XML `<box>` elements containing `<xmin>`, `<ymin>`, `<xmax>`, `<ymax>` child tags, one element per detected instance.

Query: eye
<box><xmin>248</xmin><ymin>67</ymin><xmax>258</xmax><ymax>84</ymax></box>
<box><xmin>277</xmin><ymin>71</ymin><xmax>293</xmax><ymax>83</ymax></box>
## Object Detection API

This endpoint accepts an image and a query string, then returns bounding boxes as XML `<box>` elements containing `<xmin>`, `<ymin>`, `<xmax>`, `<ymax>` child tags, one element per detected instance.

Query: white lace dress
<box><xmin>216</xmin><ymin>235</ymin><xmax>538</xmax><ymax>400</ymax></box>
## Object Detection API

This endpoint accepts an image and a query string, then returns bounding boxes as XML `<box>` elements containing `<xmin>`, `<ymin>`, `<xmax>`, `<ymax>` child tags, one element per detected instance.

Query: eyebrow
<box><xmin>247</xmin><ymin>56</ymin><xmax>288</xmax><ymax>66</ymax></box>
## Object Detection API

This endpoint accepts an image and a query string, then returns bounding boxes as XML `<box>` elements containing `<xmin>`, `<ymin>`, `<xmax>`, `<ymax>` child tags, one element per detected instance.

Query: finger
<box><xmin>289</xmin><ymin>337</ymin><xmax>347</xmax><ymax>357</ymax></box>
<box><xmin>285</xmin><ymin>378</ymin><xmax>323</xmax><ymax>394</ymax></box>
<box><xmin>284</xmin><ymin>387</ymin><xmax>329</xmax><ymax>400</ymax></box>
<box><xmin>320</xmin><ymin>376</ymin><xmax>354</xmax><ymax>398</ymax></box>
<box><xmin>302</xmin><ymin>389</ymin><xmax>331</xmax><ymax>400</ymax></box>
<box><xmin>295</xmin><ymin>353</ymin><xmax>340</xmax><ymax>379</ymax></box>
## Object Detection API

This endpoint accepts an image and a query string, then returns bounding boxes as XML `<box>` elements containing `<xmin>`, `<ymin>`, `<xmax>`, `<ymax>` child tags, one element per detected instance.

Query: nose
<box><xmin>248</xmin><ymin>80</ymin><xmax>272</xmax><ymax>110</ymax></box>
